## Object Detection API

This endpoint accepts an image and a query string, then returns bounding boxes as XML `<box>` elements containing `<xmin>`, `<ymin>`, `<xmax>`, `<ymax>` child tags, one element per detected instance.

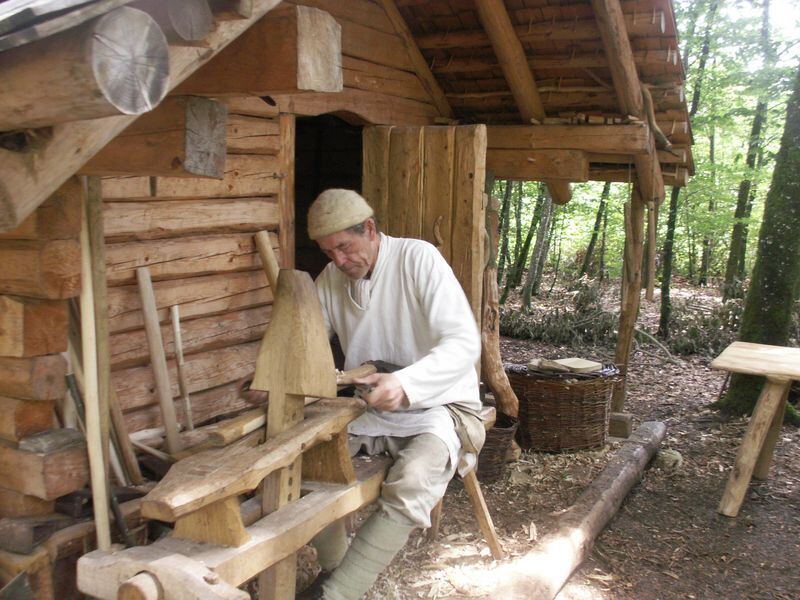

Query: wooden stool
<box><xmin>427</xmin><ymin>406</ymin><xmax>504</xmax><ymax>559</ymax></box>
<box><xmin>711</xmin><ymin>341</ymin><xmax>799</xmax><ymax>517</ymax></box>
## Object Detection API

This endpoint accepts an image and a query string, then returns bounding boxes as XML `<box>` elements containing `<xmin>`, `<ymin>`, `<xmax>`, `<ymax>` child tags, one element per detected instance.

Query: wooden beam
<box><xmin>0</xmin><ymin>436</ymin><xmax>89</xmax><ymax>500</ymax></box>
<box><xmin>0</xmin><ymin>178</ymin><xmax>81</xmax><ymax>241</ymax></box>
<box><xmin>377</xmin><ymin>0</ymin><xmax>453</xmax><ymax>118</ymax></box>
<box><xmin>132</xmin><ymin>0</ymin><xmax>214</xmax><ymax>45</ymax></box>
<box><xmin>0</xmin><ymin>355</ymin><xmax>67</xmax><ymax>400</ymax></box>
<box><xmin>0</xmin><ymin>487</ymin><xmax>55</xmax><ymax>518</ymax></box>
<box><xmin>81</xmin><ymin>97</ymin><xmax>228</xmax><ymax>178</ymax></box>
<box><xmin>176</xmin><ymin>5</ymin><xmax>342</xmax><ymax>96</ymax></box>
<box><xmin>591</xmin><ymin>0</ymin><xmax>665</xmax><ymax>203</ymax></box>
<box><xmin>0</xmin><ymin>0</ymin><xmax>285</xmax><ymax>233</ymax></box>
<box><xmin>487</xmin><ymin>123</ymin><xmax>650</xmax><ymax>155</ymax></box>
<box><xmin>0</xmin><ymin>397</ymin><xmax>55</xmax><ymax>443</ymax></box>
<box><xmin>486</xmin><ymin>149</ymin><xmax>589</xmax><ymax>181</ymax></box>
<box><xmin>590</xmin><ymin>166</ymin><xmax>686</xmax><ymax>188</ymax></box>
<box><xmin>0</xmin><ymin>7</ymin><xmax>169</xmax><ymax>130</ymax></box>
<box><xmin>0</xmin><ymin>239</ymin><xmax>81</xmax><ymax>299</ymax></box>
<box><xmin>0</xmin><ymin>296</ymin><xmax>67</xmax><ymax>357</ymax></box>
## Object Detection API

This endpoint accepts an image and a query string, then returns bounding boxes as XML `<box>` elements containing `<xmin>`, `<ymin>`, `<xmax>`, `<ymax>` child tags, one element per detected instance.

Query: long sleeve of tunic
<box><xmin>315</xmin><ymin>234</ymin><xmax>481</xmax><ymax>464</ymax></box>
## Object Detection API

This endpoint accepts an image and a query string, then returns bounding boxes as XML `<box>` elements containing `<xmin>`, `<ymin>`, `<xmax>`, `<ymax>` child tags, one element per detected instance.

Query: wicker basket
<box><xmin>476</xmin><ymin>413</ymin><xmax>518</xmax><ymax>484</ymax></box>
<box><xmin>506</xmin><ymin>365</ymin><xmax>618</xmax><ymax>452</ymax></box>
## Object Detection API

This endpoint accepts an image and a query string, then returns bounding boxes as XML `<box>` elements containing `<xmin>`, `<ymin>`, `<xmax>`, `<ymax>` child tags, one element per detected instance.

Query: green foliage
<box><xmin>662</xmin><ymin>300</ymin><xmax>744</xmax><ymax>357</ymax></box>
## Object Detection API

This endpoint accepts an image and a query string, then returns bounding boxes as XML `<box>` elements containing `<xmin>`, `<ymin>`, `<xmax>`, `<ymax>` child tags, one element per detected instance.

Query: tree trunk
<box><xmin>521</xmin><ymin>191</ymin><xmax>553</xmax><ymax>311</ymax></box>
<box><xmin>598</xmin><ymin>200</ymin><xmax>609</xmax><ymax>283</ymax></box>
<box><xmin>501</xmin><ymin>185</ymin><xmax>543</xmax><ymax>302</ymax></box>
<box><xmin>496</xmin><ymin>180</ymin><xmax>513</xmax><ymax>284</ymax></box>
<box><xmin>547</xmin><ymin>213</ymin><xmax>563</xmax><ymax>295</ymax></box>
<box><xmin>699</xmin><ymin>125</ymin><xmax>716</xmax><ymax>286</ymax></box>
<box><xmin>719</xmin><ymin>60</ymin><xmax>800</xmax><ymax>424</ymax></box>
<box><xmin>532</xmin><ymin>208</ymin><xmax>556</xmax><ymax>296</ymax></box>
<box><xmin>658</xmin><ymin>186</ymin><xmax>681</xmax><ymax>338</ymax></box>
<box><xmin>580</xmin><ymin>181</ymin><xmax>611</xmax><ymax>278</ymax></box>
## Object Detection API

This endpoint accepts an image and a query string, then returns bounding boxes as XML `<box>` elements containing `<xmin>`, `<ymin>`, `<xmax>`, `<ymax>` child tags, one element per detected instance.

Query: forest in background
<box><xmin>495</xmin><ymin>0</ymin><xmax>800</xmax><ymax>414</ymax></box>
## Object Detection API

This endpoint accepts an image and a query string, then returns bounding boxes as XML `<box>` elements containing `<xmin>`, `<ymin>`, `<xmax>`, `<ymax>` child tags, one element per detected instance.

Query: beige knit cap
<box><xmin>307</xmin><ymin>189</ymin><xmax>374</xmax><ymax>240</ymax></box>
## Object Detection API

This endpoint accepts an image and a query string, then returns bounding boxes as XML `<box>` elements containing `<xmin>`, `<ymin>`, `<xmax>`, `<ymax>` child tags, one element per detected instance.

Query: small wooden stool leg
<box><xmin>753</xmin><ymin>386</ymin><xmax>789</xmax><ymax>479</ymax></box>
<box><xmin>718</xmin><ymin>377</ymin><xmax>790</xmax><ymax>517</ymax></box>
<box><xmin>427</xmin><ymin>499</ymin><xmax>443</xmax><ymax>542</ymax></box>
<box><xmin>462</xmin><ymin>470</ymin><xmax>504</xmax><ymax>559</ymax></box>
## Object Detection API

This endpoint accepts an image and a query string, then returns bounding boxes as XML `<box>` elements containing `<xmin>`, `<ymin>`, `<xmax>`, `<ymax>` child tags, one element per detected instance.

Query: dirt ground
<box><xmin>360</xmin><ymin>288</ymin><xmax>800</xmax><ymax>600</ymax></box>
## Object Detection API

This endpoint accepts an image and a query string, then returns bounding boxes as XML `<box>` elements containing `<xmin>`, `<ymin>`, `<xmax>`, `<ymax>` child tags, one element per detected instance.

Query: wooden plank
<box><xmin>107</xmin><ymin>270</ymin><xmax>272</xmax><ymax>334</ymax></box>
<box><xmin>0</xmin><ymin>239</ymin><xmax>81</xmax><ymax>299</ymax></box>
<box><xmin>226</xmin><ymin>115</ymin><xmax>281</xmax><ymax>155</ymax></box>
<box><xmin>452</xmin><ymin>126</ymin><xmax>487</xmax><ymax>322</ymax></box>
<box><xmin>278</xmin><ymin>113</ymin><xmax>296</xmax><ymax>269</ymax></box>
<box><xmin>112</xmin><ymin>342</ymin><xmax>260</xmax><ymax>413</ymax></box>
<box><xmin>387</xmin><ymin>127</ymin><xmax>424</xmax><ymax>239</ymax></box>
<box><xmin>105</xmin><ymin>232</ymin><xmax>278</xmax><ymax>287</ymax></box>
<box><xmin>0</xmin><ymin>178</ymin><xmax>81</xmax><ymax>241</ymax></box>
<box><xmin>176</xmin><ymin>5</ymin><xmax>342</xmax><ymax>96</ymax></box>
<box><xmin>152</xmin><ymin>155</ymin><xmax>282</xmax><ymax>199</ymax></box>
<box><xmin>142</xmin><ymin>398</ymin><xmax>361</xmax><ymax>521</ymax></box>
<box><xmin>0</xmin><ymin>397</ymin><xmax>55</xmax><ymax>444</ymax></box>
<box><xmin>109</xmin><ymin>305</ymin><xmax>270</xmax><ymax>370</ymax></box>
<box><xmin>0</xmin><ymin>355</ymin><xmax>66</xmax><ymax>401</ymax></box>
<box><xmin>0</xmin><ymin>0</ymin><xmax>287</xmax><ymax>233</ymax></box>
<box><xmin>718</xmin><ymin>377</ymin><xmax>790</xmax><ymax>517</ymax></box>
<box><xmin>361</xmin><ymin>126</ymin><xmax>393</xmax><ymax>227</ymax></box>
<box><xmin>0</xmin><ymin>6</ymin><xmax>169</xmax><ymax>129</ymax></box>
<box><xmin>486</xmin><ymin>123</ymin><xmax>651</xmax><ymax>154</ymax></box>
<box><xmin>0</xmin><ymin>487</ymin><xmax>55</xmax><ymax>519</ymax></box>
<box><xmin>711</xmin><ymin>341</ymin><xmax>800</xmax><ymax>380</ymax></box>
<box><xmin>0</xmin><ymin>439</ymin><xmax>88</xmax><ymax>500</ymax></box>
<box><xmin>82</xmin><ymin>97</ymin><xmax>228</xmax><ymax>178</ymax></box>
<box><xmin>103</xmin><ymin>197</ymin><xmax>280</xmax><ymax>241</ymax></box>
<box><xmin>486</xmin><ymin>149</ymin><xmax>590</xmax><ymax>181</ymax></box>
<box><xmin>0</xmin><ymin>297</ymin><xmax>68</xmax><ymax>357</ymax></box>
<box><xmin>421</xmin><ymin>126</ymin><xmax>455</xmax><ymax>263</ymax></box>
<box><xmin>224</xmin><ymin>96</ymin><xmax>281</xmax><ymax>119</ymax></box>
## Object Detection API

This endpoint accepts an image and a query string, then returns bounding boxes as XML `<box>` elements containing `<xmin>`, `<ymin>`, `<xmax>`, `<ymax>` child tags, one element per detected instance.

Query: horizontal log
<box><xmin>153</xmin><ymin>155</ymin><xmax>282</xmax><ymax>199</ymax></box>
<box><xmin>486</xmin><ymin>123</ymin><xmax>650</xmax><ymax>154</ymax></box>
<box><xmin>109</xmin><ymin>305</ymin><xmax>271</xmax><ymax>369</ymax></box>
<box><xmin>0</xmin><ymin>397</ymin><xmax>55</xmax><ymax>444</ymax></box>
<box><xmin>108</xmin><ymin>270</ymin><xmax>272</xmax><ymax>333</ymax></box>
<box><xmin>226</xmin><ymin>115</ymin><xmax>281</xmax><ymax>155</ymax></box>
<box><xmin>211</xmin><ymin>0</ymin><xmax>254</xmax><ymax>19</ymax></box>
<box><xmin>338</xmin><ymin>18</ymin><xmax>414</xmax><ymax>72</ymax></box>
<box><xmin>0</xmin><ymin>178</ymin><xmax>81</xmax><ymax>241</ymax></box>
<box><xmin>286</xmin><ymin>0</ymin><xmax>395</xmax><ymax>34</ymax></box>
<box><xmin>132</xmin><ymin>0</ymin><xmax>214</xmax><ymax>45</ymax></box>
<box><xmin>81</xmin><ymin>97</ymin><xmax>228</xmax><ymax>178</ymax></box>
<box><xmin>486</xmin><ymin>149</ymin><xmax>589</xmax><ymax>181</ymax></box>
<box><xmin>342</xmin><ymin>56</ymin><xmax>431</xmax><ymax>104</ymax></box>
<box><xmin>0</xmin><ymin>239</ymin><xmax>81</xmax><ymax>299</ymax></box>
<box><xmin>176</xmin><ymin>5</ymin><xmax>342</xmax><ymax>96</ymax></box>
<box><xmin>113</xmin><ymin>341</ymin><xmax>260</xmax><ymax>412</ymax></box>
<box><xmin>416</xmin><ymin>12</ymin><xmax>665</xmax><ymax>50</ymax></box>
<box><xmin>590</xmin><ymin>165</ymin><xmax>687</xmax><ymax>187</ymax></box>
<box><xmin>106</xmin><ymin>232</ymin><xmax>278</xmax><ymax>286</ymax></box>
<box><xmin>0</xmin><ymin>296</ymin><xmax>68</xmax><ymax>357</ymax></box>
<box><xmin>123</xmin><ymin>380</ymin><xmax>251</xmax><ymax>433</ymax></box>
<box><xmin>103</xmin><ymin>197</ymin><xmax>280</xmax><ymax>241</ymax></box>
<box><xmin>142</xmin><ymin>398</ymin><xmax>363</xmax><ymax>520</ymax></box>
<box><xmin>0</xmin><ymin>355</ymin><xmax>66</xmax><ymax>401</ymax></box>
<box><xmin>272</xmin><ymin>88</ymin><xmax>438</xmax><ymax>126</ymax></box>
<box><xmin>100</xmin><ymin>176</ymin><xmax>152</xmax><ymax>200</ymax></box>
<box><xmin>224</xmin><ymin>97</ymin><xmax>281</xmax><ymax>119</ymax></box>
<box><xmin>0</xmin><ymin>487</ymin><xmax>55</xmax><ymax>518</ymax></box>
<box><xmin>0</xmin><ymin>7</ymin><xmax>169</xmax><ymax>130</ymax></box>
<box><xmin>0</xmin><ymin>437</ymin><xmax>89</xmax><ymax>500</ymax></box>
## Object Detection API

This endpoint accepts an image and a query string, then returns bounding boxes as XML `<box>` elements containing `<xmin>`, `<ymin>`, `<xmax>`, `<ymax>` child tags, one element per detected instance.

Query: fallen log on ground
<box><xmin>470</xmin><ymin>421</ymin><xmax>666</xmax><ymax>599</ymax></box>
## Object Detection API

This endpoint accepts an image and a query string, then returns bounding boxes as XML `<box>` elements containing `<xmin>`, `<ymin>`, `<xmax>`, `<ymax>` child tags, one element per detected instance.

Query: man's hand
<box><xmin>353</xmin><ymin>373</ymin><xmax>408</xmax><ymax>412</ymax></box>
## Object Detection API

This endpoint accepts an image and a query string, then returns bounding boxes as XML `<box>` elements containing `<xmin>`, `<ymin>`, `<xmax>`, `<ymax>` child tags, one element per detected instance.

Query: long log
<box><xmin>0</xmin><ymin>239</ymin><xmax>81</xmax><ymax>299</ymax></box>
<box><xmin>81</xmin><ymin>97</ymin><xmax>228</xmax><ymax>178</ymax></box>
<box><xmin>0</xmin><ymin>7</ymin><xmax>169</xmax><ymax>130</ymax></box>
<box><xmin>0</xmin><ymin>487</ymin><xmax>55</xmax><ymax>519</ymax></box>
<box><xmin>0</xmin><ymin>355</ymin><xmax>67</xmax><ymax>400</ymax></box>
<box><xmin>0</xmin><ymin>296</ymin><xmax>68</xmax><ymax>357</ymax></box>
<box><xmin>474</xmin><ymin>422</ymin><xmax>666</xmax><ymax>599</ymax></box>
<box><xmin>486</xmin><ymin>123</ymin><xmax>651</xmax><ymax>155</ymax></box>
<box><xmin>176</xmin><ymin>5</ymin><xmax>342</xmax><ymax>96</ymax></box>
<box><xmin>486</xmin><ymin>149</ymin><xmax>589</xmax><ymax>181</ymax></box>
<box><xmin>0</xmin><ymin>178</ymin><xmax>82</xmax><ymax>241</ymax></box>
<box><xmin>132</xmin><ymin>0</ymin><xmax>214</xmax><ymax>45</ymax></box>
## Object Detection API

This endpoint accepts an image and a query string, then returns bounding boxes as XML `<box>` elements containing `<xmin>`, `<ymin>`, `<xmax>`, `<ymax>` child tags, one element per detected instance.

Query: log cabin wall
<box><xmin>100</xmin><ymin>97</ymin><xmax>293</xmax><ymax>435</ymax></box>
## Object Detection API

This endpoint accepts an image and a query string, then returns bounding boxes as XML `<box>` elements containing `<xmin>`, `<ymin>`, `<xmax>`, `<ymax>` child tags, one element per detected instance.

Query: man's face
<box><xmin>316</xmin><ymin>219</ymin><xmax>379</xmax><ymax>280</ymax></box>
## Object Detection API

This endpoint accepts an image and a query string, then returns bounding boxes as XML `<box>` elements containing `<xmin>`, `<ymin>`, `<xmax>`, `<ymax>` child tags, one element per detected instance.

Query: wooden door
<box><xmin>362</xmin><ymin>125</ymin><xmax>487</xmax><ymax>321</ymax></box>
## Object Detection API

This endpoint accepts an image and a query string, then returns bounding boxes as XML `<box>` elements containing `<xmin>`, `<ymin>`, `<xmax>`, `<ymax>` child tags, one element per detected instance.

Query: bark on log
<box><xmin>0</xmin><ymin>7</ymin><xmax>169</xmax><ymax>130</ymax></box>
<box><xmin>471</xmin><ymin>421</ymin><xmax>666</xmax><ymax>599</ymax></box>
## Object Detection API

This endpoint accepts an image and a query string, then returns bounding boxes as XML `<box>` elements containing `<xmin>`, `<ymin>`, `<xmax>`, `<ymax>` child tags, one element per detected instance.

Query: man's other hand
<box><xmin>353</xmin><ymin>373</ymin><xmax>408</xmax><ymax>412</ymax></box>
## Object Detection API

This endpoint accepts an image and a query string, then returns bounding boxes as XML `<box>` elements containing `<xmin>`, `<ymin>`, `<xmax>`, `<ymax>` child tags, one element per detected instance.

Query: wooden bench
<box><xmin>711</xmin><ymin>341</ymin><xmax>799</xmax><ymax>517</ymax></box>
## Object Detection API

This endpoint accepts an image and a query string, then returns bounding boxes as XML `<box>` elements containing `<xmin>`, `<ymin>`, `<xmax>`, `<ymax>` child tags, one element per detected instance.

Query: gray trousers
<box><xmin>349</xmin><ymin>432</ymin><xmax>456</xmax><ymax>528</ymax></box>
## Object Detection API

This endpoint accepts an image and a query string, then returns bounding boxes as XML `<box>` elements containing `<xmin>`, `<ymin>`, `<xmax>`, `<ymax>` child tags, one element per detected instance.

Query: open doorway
<box><xmin>294</xmin><ymin>114</ymin><xmax>363</xmax><ymax>278</ymax></box>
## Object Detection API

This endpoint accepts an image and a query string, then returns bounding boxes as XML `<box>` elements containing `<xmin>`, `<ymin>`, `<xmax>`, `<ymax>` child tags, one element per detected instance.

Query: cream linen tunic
<box><xmin>315</xmin><ymin>233</ymin><xmax>481</xmax><ymax>467</ymax></box>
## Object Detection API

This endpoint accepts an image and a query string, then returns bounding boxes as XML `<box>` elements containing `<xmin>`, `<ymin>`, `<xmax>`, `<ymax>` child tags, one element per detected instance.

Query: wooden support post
<box><xmin>612</xmin><ymin>184</ymin><xmax>646</xmax><ymax>411</ymax></box>
<box><xmin>171</xmin><ymin>305</ymin><xmax>195</xmax><ymax>431</ymax></box>
<box><xmin>718</xmin><ymin>377</ymin><xmax>790</xmax><ymax>517</ymax></box>
<box><xmin>462</xmin><ymin>470</ymin><xmax>504</xmax><ymax>560</ymax></box>
<box><xmin>278</xmin><ymin>113</ymin><xmax>296</xmax><ymax>269</ymax></box>
<box><xmin>645</xmin><ymin>201</ymin><xmax>657</xmax><ymax>301</ymax></box>
<box><xmin>0</xmin><ymin>7</ymin><xmax>169</xmax><ymax>130</ymax></box>
<box><xmin>753</xmin><ymin>384</ymin><xmax>789</xmax><ymax>480</ymax></box>
<box><xmin>81</xmin><ymin>96</ymin><xmax>228</xmax><ymax>178</ymax></box>
<box><xmin>136</xmin><ymin>267</ymin><xmax>183</xmax><ymax>455</ymax></box>
<box><xmin>80</xmin><ymin>190</ymin><xmax>112</xmax><ymax>551</ymax></box>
